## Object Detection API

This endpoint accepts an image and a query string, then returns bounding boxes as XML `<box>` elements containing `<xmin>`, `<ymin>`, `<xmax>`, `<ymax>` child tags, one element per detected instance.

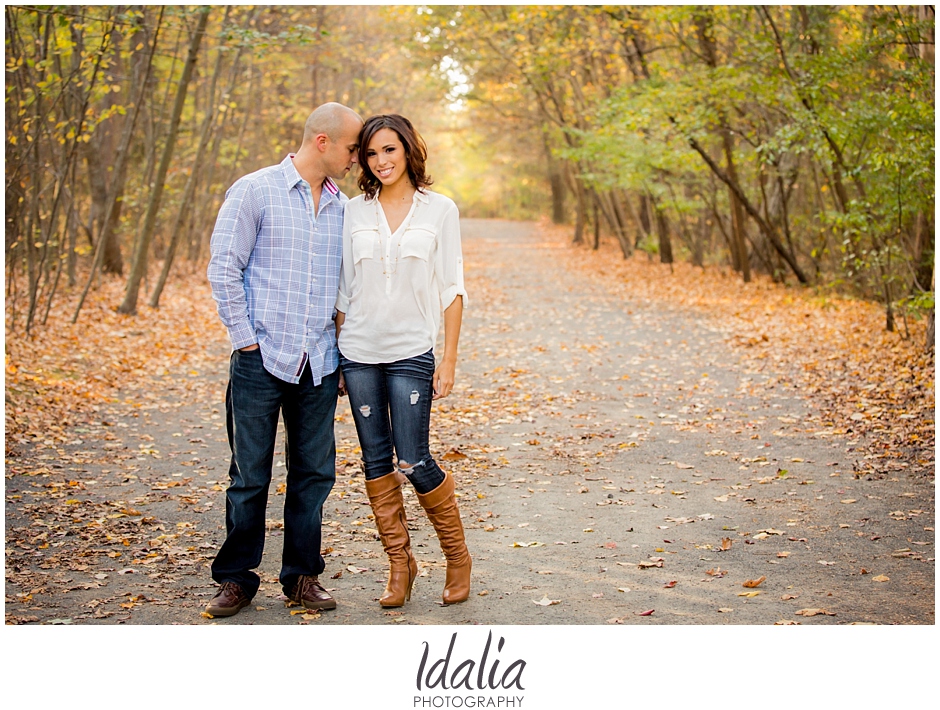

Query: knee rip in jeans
<box><xmin>397</xmin><ymin>459</ymin><xmax>426</xmax><ymax>475</ymax></box>
<box><xmin>359</xmin><ymin>405</ymin><xmax>371</xmax><ymax>418</ymax></box>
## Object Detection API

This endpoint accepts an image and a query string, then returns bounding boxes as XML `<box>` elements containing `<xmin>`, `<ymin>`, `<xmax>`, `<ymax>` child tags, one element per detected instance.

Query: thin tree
<box><xmin>72</xmin><ymin>6</ymin><xmax>165</xmax><ymax>323</ymax></box>
<box><xmin>118</xmin><ymin>6</ymin><xmax>210</xmax><ymax>315</ymax></box>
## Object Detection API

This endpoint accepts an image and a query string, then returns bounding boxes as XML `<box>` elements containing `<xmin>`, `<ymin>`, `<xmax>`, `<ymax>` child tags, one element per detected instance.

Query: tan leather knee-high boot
<box><xmin>416</xmin><ymin>471</ymin><xmax>471</xmax><ymax>604</ymax></box>
<box><xmin>366</xmin><ymin>472</ymin><xmax>418</xmax><ymax>607</ymax></box>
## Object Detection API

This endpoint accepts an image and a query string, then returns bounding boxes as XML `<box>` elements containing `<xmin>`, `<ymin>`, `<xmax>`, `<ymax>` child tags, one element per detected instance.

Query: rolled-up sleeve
<box><xmin>436</xmin><ymin>202</ymin><xmax>468</xmax><ymax>311</ymax></box>
<box><xmin>335</xmin><ymin>204</ymin><xmax>353</xmax><ymax>314</ymax></box>
<box><xmin>207</xmin><ymin>179</ymin><xmax>262</xmax><ymax>350</ymax></box>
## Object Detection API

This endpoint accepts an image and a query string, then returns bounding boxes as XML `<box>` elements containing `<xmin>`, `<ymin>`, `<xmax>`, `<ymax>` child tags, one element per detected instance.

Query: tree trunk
<box><xmin>653</xmin><ymin>200</ymin><xmax>673</xmax><ymax>265</ymax></box>
<box><xmin>637</xmin><ymin>193</ymin><xmax>651</xmax><ymax>249</ymax></box>
<box><xmin>118</xmin><ymin>7</ymin><xmax>210</xmax><ymax>315</ymax></box>
<box><xmin>544</xmin><ymin>135</ymin><xmax>566</xmax><ymax>224</ymax></box>
<box><xmin>592</xmin><ymin>197</ymin><xmax>600</xmax><ymax>250</ymax></box>
<box><xmin>572</xmin><ymin>174</ymin><xmax>586</xmax><ymax>245</ymax></box>
<box><xmin>72</xmin><ymin>6</ymin><xmax>165</xmax><ymax>323</ymax></box>
<box><xmin>150</xmin><ymin>7</ymin><xmax>231</xmax><ymax>308</ymax></box>
<box><xmin>595</xmin><ymin>191</ymin><xmax>631</xmax><ymax>258</ymax></box>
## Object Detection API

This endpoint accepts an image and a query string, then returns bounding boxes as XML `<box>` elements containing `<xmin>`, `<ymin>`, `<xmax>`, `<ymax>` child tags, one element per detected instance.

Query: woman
<box><xmin>335</xmin><ymin>114</ymin><xmax>471</xmax><ymax>607</ymax></box>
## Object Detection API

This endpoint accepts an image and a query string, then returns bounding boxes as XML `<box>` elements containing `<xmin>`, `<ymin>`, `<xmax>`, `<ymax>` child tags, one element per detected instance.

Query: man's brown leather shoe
<box><xmin>289</xmin><ymin>575</ymin><xmax>336</xmax><ymax>611</ymax></box>
<box><xmin>205</xmin><ymin>581</ymin><xmax>251</xmax><ymax>617</ymax></box>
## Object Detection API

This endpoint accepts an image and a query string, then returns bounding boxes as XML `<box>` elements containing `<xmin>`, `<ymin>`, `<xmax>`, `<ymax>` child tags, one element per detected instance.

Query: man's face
<box><xmin>324</xmin><ymin>117</ymin><xmax>361</xmax><ymax>180</ymax></box>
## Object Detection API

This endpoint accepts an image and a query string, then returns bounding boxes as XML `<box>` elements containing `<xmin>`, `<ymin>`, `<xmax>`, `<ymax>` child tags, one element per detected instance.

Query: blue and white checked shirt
<box><xmin>207</xmin><ymin>154</ymin><xmax>346</xmax><ymax>385</ymax></box>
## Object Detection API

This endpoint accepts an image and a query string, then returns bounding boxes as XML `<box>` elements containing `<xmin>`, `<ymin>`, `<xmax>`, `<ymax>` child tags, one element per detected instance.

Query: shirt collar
<box><xmin>283</xmin><ymin>154</ymin><xmax>340</xmax><ymax>203</ymax></box>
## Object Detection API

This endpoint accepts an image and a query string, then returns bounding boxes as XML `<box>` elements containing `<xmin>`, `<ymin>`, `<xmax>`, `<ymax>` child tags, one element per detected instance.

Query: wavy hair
<box><xmin>357</xmin><ymin>114</ymin><xmax>433</xmax><ymax>200</ymax></box>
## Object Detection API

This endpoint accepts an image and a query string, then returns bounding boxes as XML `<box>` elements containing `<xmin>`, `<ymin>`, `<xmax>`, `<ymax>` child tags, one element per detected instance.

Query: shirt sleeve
<box><xmin>436</xmin><ymin>200</ymin><xmax>468</xmax><ymax>311</ymax></box>
<box><xmin>335</xmin><ymin>202</ymin><xmax>353</xmax><ymax>314</ymax></box>
<box><xmin>206</xmin><ymin>178</ymin><xmax>262</xmax><ymax>350</ymax></box>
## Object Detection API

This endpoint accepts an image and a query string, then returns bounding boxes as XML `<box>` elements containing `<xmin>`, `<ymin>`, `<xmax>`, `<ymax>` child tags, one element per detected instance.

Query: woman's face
<box><xmin>366</xmin><ymin>128</ymin><xmax>409</xmax><ymax>190</ymax></box>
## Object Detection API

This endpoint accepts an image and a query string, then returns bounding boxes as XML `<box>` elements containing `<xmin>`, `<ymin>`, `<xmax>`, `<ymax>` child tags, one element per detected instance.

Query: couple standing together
<box><xmin>205</xmin><ymin>102</ymin><xmax>471</xmax><ymax>617</ymax></box>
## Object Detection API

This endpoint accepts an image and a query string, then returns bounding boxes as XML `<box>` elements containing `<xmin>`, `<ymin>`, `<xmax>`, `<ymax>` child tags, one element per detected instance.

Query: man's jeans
<box><xmin>340</xmin><ymin>349</ymin><xmax>446</xmax><ymax>494</ymax></box>
<box><xmin>211</xmin><ymin>347</ymin><xmax>338</xmax><ymax>598</ymax></box>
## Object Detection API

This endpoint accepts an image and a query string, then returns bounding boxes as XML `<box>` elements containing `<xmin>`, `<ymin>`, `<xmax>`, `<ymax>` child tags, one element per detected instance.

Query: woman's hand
<box><xmin>338</xmin><ymin>369</ymin><xmax>347</xmax><ymax>397</ymax></box>
<box><xmin>433</xmin><ymin>359</ymin><xmax>456</xmax><ymax>399</ymax></box>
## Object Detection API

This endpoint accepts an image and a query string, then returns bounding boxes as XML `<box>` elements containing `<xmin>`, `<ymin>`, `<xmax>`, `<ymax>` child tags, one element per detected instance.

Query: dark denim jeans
<box><xmin>340</xmin><ymin>349</ymin><xmax>446</xmax><ymax>494</ymax></box>
<box><xmin>211</xmin><ymin>347</ymin><xmax>338</xmax><ymax>598</ymax></box>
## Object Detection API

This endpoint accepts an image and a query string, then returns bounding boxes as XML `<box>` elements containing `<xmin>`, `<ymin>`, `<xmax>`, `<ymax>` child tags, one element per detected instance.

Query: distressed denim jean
<box><xmin>211</xmin><ymin>347</ymin><xmax>338</xmax><ymax>598</ymax></box>
<box><xmin>339</xmin><ymin>349</ymin><xmax>446</xmax><ymax>494</ymax></box>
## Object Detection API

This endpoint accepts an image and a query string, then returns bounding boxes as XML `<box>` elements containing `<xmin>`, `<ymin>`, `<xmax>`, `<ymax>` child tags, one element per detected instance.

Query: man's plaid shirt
<box><xmin>207</xmin><ymin>154</ymin><xmax>346</xmax><ymax>385</ymax></box>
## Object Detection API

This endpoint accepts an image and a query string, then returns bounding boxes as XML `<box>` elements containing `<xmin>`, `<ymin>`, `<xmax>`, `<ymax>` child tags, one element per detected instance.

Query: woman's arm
<box><xmin>335</xmin><ymin>310</ymin><xmax>346</xmax><ymax>396</ymax></box>
<box><xmin>433</xmin><ymin>295</ymin><xmax>463</xmax><ymax>399</ymax></box>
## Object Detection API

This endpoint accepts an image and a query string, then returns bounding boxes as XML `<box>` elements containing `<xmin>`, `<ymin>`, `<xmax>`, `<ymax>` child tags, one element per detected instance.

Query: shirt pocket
<box><xmin>351</xmin><ymin>228</ymin><xmax>378</xmax><ymax>263</ymax></box>
<box><xmin>399</xmin><ymin>227</ymin><xmax>435</xmax><ymax>262</ymax></box>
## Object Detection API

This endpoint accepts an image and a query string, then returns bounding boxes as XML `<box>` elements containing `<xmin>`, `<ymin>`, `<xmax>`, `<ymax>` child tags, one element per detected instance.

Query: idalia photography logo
<box><xmin>414</xmin><ymin>630</ymin><xmax>526</xmax><ymax>708</ymax></box>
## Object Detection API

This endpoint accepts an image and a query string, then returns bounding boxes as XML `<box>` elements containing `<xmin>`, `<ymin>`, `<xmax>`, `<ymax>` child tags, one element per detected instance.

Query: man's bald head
<box><xmin>302</xmin><ymin>102</ymin><xmax>363</xmax><ymax>145</ymax></box>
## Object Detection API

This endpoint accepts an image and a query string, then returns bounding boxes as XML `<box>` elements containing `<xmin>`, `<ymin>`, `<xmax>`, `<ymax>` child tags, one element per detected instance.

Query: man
<box><xmin>205</xmin><ymin>102</ymin><xmax>363</xmax><ymax>617</ymax></box>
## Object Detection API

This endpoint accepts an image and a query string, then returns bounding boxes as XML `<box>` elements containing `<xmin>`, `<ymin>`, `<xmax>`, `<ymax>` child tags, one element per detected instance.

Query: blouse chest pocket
<box><xmin>399</xmin><ymin>227</ymin><xmax>435</xmax><ymax>262</ymax></box>
<box><xmin>351</xmin><ymin>228</ymin><xmax>378</xmax><ymax>263</ymax></box>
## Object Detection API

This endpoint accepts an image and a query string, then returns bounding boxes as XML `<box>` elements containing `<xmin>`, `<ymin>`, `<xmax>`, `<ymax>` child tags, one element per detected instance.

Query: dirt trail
<box><xmin>5</xmin><ymin>219</ymin><xmax>934</xmax><ymax>625</ymax></box>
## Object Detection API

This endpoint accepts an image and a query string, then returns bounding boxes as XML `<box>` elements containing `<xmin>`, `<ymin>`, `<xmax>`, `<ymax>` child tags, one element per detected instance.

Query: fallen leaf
<box><xmin>872</xmin><ymin>575</ymin><xmax>890</xmax><ymax>582</ymax></box>
<box><xmin>738</xmin><ymin>591</ymin><xmax>760</xmax><ymax>597</ymax></box>
<box><xmin>719</xmin><ymin>538</ymin><xmax>733</xmax><ymax>551</ymax></box>
<box><xmin>781</xmin><ymin>594</ymin><xmax>799</xmax><ymax>600</ymax></box>
<box><xmin>636</xmin><ymin>609</ymin><xmax>655</xmax><ymax>616</ymax></box>
<box><xmin>774</xmin><ymin>620</ymin><xmax>800</xmax><ymax>625</ymax></box>
<box><xmin>637</xmin><ymin>559</ymin><xmax>663</xmax><ymax>569</ymax></box>
<box><xmin>533</xmin><ymin>596</ymin><xmax>561</xmax><ymax>606</ymax></box>
<box><xmin>442</xmin><ymin>449</ymin><xmax>467</xmax><ymax>462</ymax></box>
<box><xmin>742</xmin><ymin>576</ymin><xmax>766</xmax><ymax>588</ymax></box>
<box><xmin>663</xmin><ymin>580</ymin><xmax>678</xmax><ymax>588</ymax></box>
<box><xmin>777</xmin><ymin>551</ymin><xmax>790</xmax><ymax>558</ymax></box>
<box><xmin>717</xmin><ymin>608</ymin><xmax>734</xmax><ymax>613</ymax></box>
<box><xmin>795</xmin><ymin>608</ymin><xmax>836</xmax><ymax>617</ymax></box>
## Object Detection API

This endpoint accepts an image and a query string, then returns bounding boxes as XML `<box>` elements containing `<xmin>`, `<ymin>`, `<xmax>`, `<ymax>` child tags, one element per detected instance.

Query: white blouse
<box><xmin>336</xmin><ymin>189</ymin><xmax>468</xmax><ymax>364</ymax></box>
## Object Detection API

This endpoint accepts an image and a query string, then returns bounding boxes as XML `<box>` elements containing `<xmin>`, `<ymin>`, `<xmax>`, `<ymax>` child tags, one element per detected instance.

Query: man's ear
<box><xmin>315</xmin><ymin>133</ymin><xmax>329</xmax><ymax>153</ymax></box>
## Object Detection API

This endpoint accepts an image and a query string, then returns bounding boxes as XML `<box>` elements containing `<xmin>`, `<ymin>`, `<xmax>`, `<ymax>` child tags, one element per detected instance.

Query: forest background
<box><xmin>4</xmin><ymin>4</ymin><xmax>935</xmax><ymax>460</ymax></box>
